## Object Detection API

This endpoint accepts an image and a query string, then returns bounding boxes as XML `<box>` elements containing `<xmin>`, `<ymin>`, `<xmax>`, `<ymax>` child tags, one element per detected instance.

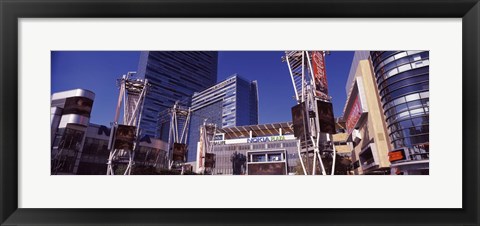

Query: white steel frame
<box><xmin>106</xmin><ymin>72</ymin><xmax>149</xmax><ymax>175</ymax></box>
<box><xmin>284</xmin><ymin>51</ymin><xmax>337</xmax><ymax>175</ymax></box>
<box><xmin>197</xmin><ymin>120</ymin><xmax>217</xmax><ymax>174</ymax></box>
<box><xmin>165</xmin><ymin>102</ymin><xmax>192</xmax><ymax>174</ymax></box>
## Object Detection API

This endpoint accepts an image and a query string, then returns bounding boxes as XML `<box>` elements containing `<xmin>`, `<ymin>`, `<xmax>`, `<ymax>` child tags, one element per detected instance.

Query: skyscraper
<box><xmin>136</xmin><ymin>51</ymin><xmax>218</xmax><ymax>140</ymax></box>
<box><xmin>187</xmin><ymin>74</ymin><xmax>259</xmax><ymax>161</ymax></box>
<box><xmin>370</xmin><ymin>51</ymin><xmax>429</xmax><ymax>175</ymax></box>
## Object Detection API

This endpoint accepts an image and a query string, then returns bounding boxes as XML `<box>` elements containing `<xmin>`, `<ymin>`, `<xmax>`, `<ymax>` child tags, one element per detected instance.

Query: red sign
<box><xmin>311</xmin><ymin>51</ymin><xmax>329</xmax><ymax>98</ymax></box>
<box><xmin>346</xmin><ymin>97</ymin><xmax>362</xmax><ymax>134</ymax></box>
<box><xmin>389</xmin><ymin>150</ymin><xmax>406</xmax><ymax>162</ymax></box>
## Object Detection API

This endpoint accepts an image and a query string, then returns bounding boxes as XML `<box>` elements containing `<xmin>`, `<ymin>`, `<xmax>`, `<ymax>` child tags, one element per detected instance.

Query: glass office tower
<box><xmin>187</xmin><ymin>74</ymin><xmax>259</xmax><ymax>162</ymax></box>
<box><xmin>136</xmin><ymin>51</ymin><xmax>218</xmax><ymax>140</ymax></box>
<box><xmin>370</xmin><ymin>51</ymin><xmax>429</xmax><ymax>175</ymax></box>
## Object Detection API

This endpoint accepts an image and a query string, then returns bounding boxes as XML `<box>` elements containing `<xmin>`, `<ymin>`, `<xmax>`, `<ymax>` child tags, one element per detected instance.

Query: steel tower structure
<box><xmin>106</xmin><ymin>72</ymin><xmax>149</xmax><ymax>175</ymax></box>
<box><xmin>156</xmin><ymin>101</ymin><xmax>192</xmax><ymax>173</ymax></box>
<box><xmin>196</xmin><ymin>120</ymin><xmax>217</xmax><ymax>174</ymax></box>
<box><xmin>283</xmin><ymin>51</ymin><xmax>337</xmax><ymax>175</ymax></box>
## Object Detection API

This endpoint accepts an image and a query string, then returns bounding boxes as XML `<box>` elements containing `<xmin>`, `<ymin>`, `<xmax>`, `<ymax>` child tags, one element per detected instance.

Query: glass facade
<box><xmin>187</xmin><ymin>75</ymin><xmax>259</xmax><ymax>162</ymax></box>
<box><xmin>76</xmin><ymin>123</ymin><xmax>168</xmax><ymax>175</ymax></box>
<box><xmin>77</xmin><ymin>137</ymin><xmax>110</xmax><ymax>175</ymax></box>
<box><xmin>51</xmin><ymin>127</ymin><xmax>85</xmax><ymax>174</ymax></box>
<box><xmin>136</xmin><ymin>51</ymin><xmax>218</xmax><ymax>140</ymax></box>
<box><xmin>370</xmin><ymin>51</ymin><xmax>430</xmax><ymax>168</ymax></box>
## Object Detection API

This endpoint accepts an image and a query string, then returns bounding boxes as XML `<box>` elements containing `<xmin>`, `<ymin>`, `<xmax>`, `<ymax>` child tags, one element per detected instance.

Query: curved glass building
<box><xmin>370</xmin><ymin>51</ymin><xmax>429</xmax><ymax>175</ymax></box>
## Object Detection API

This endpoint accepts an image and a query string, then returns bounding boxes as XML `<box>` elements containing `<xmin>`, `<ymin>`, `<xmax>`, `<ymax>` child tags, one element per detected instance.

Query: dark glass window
<box><xmin>381</xmin><ymin>82</ymin><xmax>429</xmax><ymax>103</ymax></box>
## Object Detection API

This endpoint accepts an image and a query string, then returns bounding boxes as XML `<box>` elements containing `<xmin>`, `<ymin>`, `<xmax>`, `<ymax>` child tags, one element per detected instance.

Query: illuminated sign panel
<box><xmin>389</xmin><ymin>149</ymin><xmax>406</xmax><ymax>162</ymax></box>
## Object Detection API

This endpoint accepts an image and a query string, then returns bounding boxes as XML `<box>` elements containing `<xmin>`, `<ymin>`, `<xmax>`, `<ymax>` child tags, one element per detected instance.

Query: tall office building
<box><xmin>136</xmin><ymin>51</ymin><xmax>218</xmax><ymax>140</ymax></box>
<box><xmin>370</xmin><ymin>51</ymin><xmax>429</xmax><ymax>175</ymax></box>
<box><xmin>187</xmin><ymin>74</ymin><xmax>259</xmax><ymax>161</ymax></box>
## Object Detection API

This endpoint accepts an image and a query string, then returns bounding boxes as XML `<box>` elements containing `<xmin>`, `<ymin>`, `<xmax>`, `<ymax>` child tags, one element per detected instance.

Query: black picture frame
<box><xmin>1</xmin><ymin>0</ymin><xmax>479</xmax><ymax>225</ymax></box>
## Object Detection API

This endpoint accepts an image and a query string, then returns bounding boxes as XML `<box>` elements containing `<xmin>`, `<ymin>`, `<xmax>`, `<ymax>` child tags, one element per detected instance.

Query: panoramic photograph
<box><xmin>51</xmin><ymin>51</ymin><xmax>430</xmax><ymax>176</ymax></box>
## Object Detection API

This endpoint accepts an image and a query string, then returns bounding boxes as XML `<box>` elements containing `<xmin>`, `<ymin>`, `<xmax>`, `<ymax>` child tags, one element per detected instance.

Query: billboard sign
<box><xmin>205</xmin><ymin>153</ymin><xmax>216</xmax><ymax>168</ymax></box>
<box><xmin>172</xmin><ymin>143</ymin><xmax>187</xmax><ymax>162</ymax></box>
<box><xmin>247</xmin><ymin>162</ymin><xmax>286</xmax><ymax>175</ymax></box>
<box><xmin>63</xmin><ymin>96</ymin><xmax>93</xmax><ymax>117</ymax></box>
<box><xmin>113</xmin><ymin>125</ymin><xmax>136</xmax><ymax>150</ymax></box>
<box><xmin>317</xmin><ymin>100</ymin><xmax>336</xmax><ymax>134</ymax></box>
<box><xmin>389</xmin><ymin>149</ymin><xmax>406</xmax><ymax>162</ymax></box>
<box><xmin>197</xmin><ymin>128</ymin><xmax>205</xmax><ymax>169</ymax></box>
<box><xmin>311</xmin><ymin>51</ymin><xmax>329</xmax><ymax>97</ymax></box>
<box><xmin>345</xmin><ymin>96</ymin><xmax>362</xmax><ymax>135</ymax></box>
<box><xmin>291</xmin><ymin>102</ymin><xmax>309</xmax><ymax>138</ymax></box>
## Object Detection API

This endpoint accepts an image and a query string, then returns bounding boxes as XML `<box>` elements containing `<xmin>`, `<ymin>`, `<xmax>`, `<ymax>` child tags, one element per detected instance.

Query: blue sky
<box><xmin>51</xmin><ymin>51</ymin><xmax>354</xmax><ymax>126</ymax></box>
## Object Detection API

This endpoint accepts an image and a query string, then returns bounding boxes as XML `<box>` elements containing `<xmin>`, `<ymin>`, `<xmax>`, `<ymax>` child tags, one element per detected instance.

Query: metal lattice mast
<box><xmin>164</xmin><ymin>102</ymin><xmax>192</xmax><ymax>172</ymax></box>
<box><xmin>106</xmin><ymin>72</ymin><xmax>149</xmax><ymax>175</ymax></box>
<box><xmin>284</xmin><ymin>51</ymin><xmax>337</xmax><ymax>175</ymax></box>
<box><xmin>197</xmin><ymin>120</ymin><xmax>217</xmax><ymax>174</ymax></box>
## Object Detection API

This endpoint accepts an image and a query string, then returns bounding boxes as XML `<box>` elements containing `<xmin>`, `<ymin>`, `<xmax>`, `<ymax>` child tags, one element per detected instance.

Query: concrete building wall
<box><xmin>346</xmin><ymin>59</ymin><xmax>392</xmax><ymax>175</ymax></box>
<box><xmin>358</xmin><ymin>60</ymin><xmax>393</xmax><ymax>169</ymax></box>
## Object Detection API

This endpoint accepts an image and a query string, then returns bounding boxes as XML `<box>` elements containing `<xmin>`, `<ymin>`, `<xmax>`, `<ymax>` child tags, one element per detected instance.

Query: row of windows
<box><xmin>371</xmin><ymin>51</ymin><xmax>426</xmax><ymax>68</ymax></box>
<box><xmin>389</xmin><ymin>125</ymin><xmax>429</xmax><ymax>141</ymax></box>
<box><xmin>386</xmin><ymin>106</ymin><xmax>429</xmax><ymax>126</ymax></box>
<box><xmin>379</xmin><ymin>73</ymin><xmax>429</xmax><ymax>97</ymax></box>
<box><xmin>388</xmin><ymin>115</ymin><xmax>429</xmax><ymax>134</ymax></box>
<box><xmin>384</xmin><ymin>98</ymin><xmax>429</xmax><ymax>122</ymax></box>
<box><xmin>149</xmin><ymin>52</ymin><xmax>217</xmax><ymax>81</ymax></box>
<box><xmin>382</xmin><ymin>91</ymin><xmax>429</xmax><ymax>112</ymax></box>
<box><xmin>380</xmin><ymin>80</ymin><xmax>429</xmax><ymax>102</ymax></box>
<box><xmin>213</xmin><ymin>142</ymin><xmax>298</xmax><ymax>152</ymax></box>
<box><xmin>391</xmin><ymin>134</ymin><xmax>429</xmax><ymax>149</ymax></box>
<box><xmin>373</xmin><ymin>51</ymin><xmax>429</xmax><ymax>76</ymax></box>
<box><xmin>377</xmin><ymin>59</ymin><xmax>430</xmax><ymax>85</ymax></box>
<box><xmin>371</xmin><ymin>51</ymin><xmax>399</xmax><ymax>65</ymax></box>
<box><xmin>381</xmin><ymin>83</ymin><xmax>429</xmax><ymax>104</ymax></box>
<box><xmin>373</xmin><ymin>55</ymin><xmax>428</xmax><ymax>86</ymax></box>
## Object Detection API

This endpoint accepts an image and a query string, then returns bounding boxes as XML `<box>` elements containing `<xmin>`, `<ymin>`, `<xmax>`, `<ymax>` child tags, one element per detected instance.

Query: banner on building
<box><xmin>346</xmin><ymin>96</ymin><xmax>362</xmax><ymax>135</ymax></box>
<box><xmin>197</xmin><ymin>127</ymin><xmax>205</xmax><ymax>170</ymax></box>
<box><xmin>317</xmin><ymin>100</ymin><xmax>336</xmax><ymax>134</ymax></box>
<box><xmin>172</xmin><ymin>143</ymin><xmax>187</xmax><ymax>162</ymax></box>
<box><xmin>291</xmin><ymin>102</ymin><xmax>309</xmax><ymax>138</ymax></box>
<box><xmin>63</xmin><ymin>96</ymin><xmax>93</xmax><ymax>117</ymax></box>
<box><xmin>311</xmin><ymin>51</ymin><xmax>329</xmax><ymax>97</ymax></box>
<box><xmin>113</xmin><ymin>125</ymin><xmax>136</xmax><ymax>150</ymax></box>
